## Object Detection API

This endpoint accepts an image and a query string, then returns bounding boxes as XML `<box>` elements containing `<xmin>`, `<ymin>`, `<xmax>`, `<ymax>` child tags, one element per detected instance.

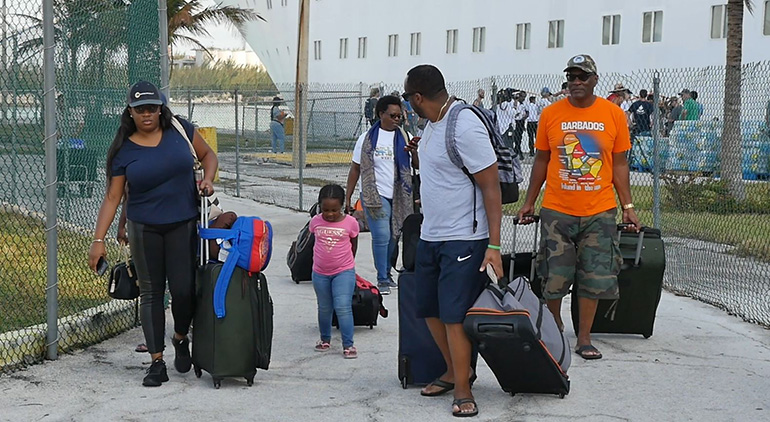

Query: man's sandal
<box><xmin>575</xmin><ymin>344</ymin><xmax>603</xmax><ymax>360</ymax></box>
<box><xmin>452</xmin><ymin>398</ymin><xmax>479</xmax><ymax>418</ymax></box>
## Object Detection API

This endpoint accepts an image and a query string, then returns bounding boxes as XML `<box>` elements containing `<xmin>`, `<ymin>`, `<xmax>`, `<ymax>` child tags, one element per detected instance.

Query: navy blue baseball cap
<box><xmin>127</xmin><ymin>81</ymin><xmax>163</xmax><ymax>108</ymax></box>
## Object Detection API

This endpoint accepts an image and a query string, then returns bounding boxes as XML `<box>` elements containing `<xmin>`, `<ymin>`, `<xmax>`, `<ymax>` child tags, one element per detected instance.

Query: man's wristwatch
<box><xmin>622</xmin><ymin>203</ymin><xmax>635</xmax><ymax>210</ymax></box>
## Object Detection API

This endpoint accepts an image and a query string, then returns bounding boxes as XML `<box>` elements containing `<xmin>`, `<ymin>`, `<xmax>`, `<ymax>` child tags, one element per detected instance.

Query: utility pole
<box><xmin>294</xmin><ymin>0</ymin><xmax>309</xmax><ymax>208</ymax></box>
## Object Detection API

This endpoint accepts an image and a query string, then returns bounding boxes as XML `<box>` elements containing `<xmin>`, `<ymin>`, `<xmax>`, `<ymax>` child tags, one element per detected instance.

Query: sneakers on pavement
<box><xmin>387</xmin><ymin>277</ymin><xmax>398</xmax><ymax>289</ymax></box>
<box><xmin>378</xmin><ymin>283</ymin><xmax>391</xmax><ymax>295</ymax></box>
<box><xmin>172</xmin><ymin>335</ymin><xmax>192</xmax><ymax>373</ymax></box>
<box><xmin>142</xmin><ymin>358</ymin><xmax>169</xmax><ymax>387</ymax></box>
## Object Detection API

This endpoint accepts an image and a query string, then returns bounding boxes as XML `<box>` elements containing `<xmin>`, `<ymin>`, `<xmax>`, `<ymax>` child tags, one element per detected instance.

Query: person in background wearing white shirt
<box><xmin>512</xmin><ymin>92</ymin><xmax>528</xmax><ymax>159</ymax></box>
<box><xmin>494</xmin><ymin>92</ymin><xmax>515</xmax><ymax>151</ymax></box>
<box><xmin>524</xmin><ymin>96</ymin><xmax>541</xmax><ymax>157</ymax></box>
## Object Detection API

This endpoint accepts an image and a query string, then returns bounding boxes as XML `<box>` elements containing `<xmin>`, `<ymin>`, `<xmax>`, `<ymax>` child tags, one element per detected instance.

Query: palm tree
<box><xmin>166</xmin><ymin>0</ymin><xmax>264</xmax><ymax>63</ymax></box>
<box><xmin>721</xmin><ymin>0</ymin><xmax>753</xmax><ymax>201</ymax></box>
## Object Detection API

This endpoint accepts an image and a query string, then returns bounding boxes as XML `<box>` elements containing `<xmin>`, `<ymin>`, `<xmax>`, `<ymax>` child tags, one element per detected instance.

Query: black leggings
<box><xmin>128</xmin><ymin>218</ymin><xmax>197</xmax><ymax>354</ymax></box>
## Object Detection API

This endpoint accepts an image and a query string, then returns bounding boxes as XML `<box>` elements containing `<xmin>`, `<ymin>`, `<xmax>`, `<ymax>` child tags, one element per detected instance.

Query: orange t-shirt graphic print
<box><xmin>536</xmin><ymin>97</ymin><xmax>631</xmax><ymax>216</ymax></box>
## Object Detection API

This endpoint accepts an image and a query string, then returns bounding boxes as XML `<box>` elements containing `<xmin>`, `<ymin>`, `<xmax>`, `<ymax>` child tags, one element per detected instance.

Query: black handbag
<box><xmin>108</xmin><ymin>247</ymin><xmax>139</xmax><ymax>300</ymax></box>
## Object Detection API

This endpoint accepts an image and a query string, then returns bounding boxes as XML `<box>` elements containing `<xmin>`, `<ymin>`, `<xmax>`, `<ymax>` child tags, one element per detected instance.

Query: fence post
<box><xmin>652</xmin><ymin>73</ymin><xmax>662</xmax><ymax>229</ymax></box>
<box><xmin>157</xmin><ymin>0</ymin><xmax>170</xmax><ymax>98</ymax></box>
<box><xmin>254</xmin><ymin>94</ymin><xmax>259</xmax><ymax>147</ymax></box>
<box><xmin>187</xmin><ymin>89</ymin><xmax>192</xmax><ymax>119</ymax></box>
<box><xmin>235</xmin><ymin>89</ymin><xmax>241</xmax><ymax>197</ymax></box>
<box><xmin>43</xmin><ymin>0</ymin><xmax>59</xmax><ymax>361</ymax></box>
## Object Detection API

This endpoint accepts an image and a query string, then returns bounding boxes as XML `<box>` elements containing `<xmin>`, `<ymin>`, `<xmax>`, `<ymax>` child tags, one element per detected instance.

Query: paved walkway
<box><xmin>1</xmin><ymin>194</ymin><xmax>768</xmax><ymax>422</ymax></box>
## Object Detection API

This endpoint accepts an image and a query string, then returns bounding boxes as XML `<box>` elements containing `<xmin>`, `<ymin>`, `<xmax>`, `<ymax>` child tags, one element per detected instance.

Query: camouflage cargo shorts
<box><xmin>536</xmin><ymin>207</ymin><xmax>622</xmax><ymax>300</ymax></box>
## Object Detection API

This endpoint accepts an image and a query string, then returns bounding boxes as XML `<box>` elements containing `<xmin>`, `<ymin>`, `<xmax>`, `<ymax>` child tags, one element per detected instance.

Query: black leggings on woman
<box><xmin>128</xmin><ymin>218</ymin><xmax>197</xmax><ymax>355</ymax></box>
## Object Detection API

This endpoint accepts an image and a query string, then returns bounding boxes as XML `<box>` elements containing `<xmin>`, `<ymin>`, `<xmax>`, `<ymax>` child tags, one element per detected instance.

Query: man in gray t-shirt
<box><xmin>403</xmin><ymin>65</ymin><xmax>502</xmax><ymax>418</ymax></box>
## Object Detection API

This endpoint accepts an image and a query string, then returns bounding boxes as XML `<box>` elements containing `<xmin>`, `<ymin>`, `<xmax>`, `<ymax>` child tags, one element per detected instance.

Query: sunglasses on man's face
<box><xmin>402</xmin><ymin>92</ymin><xmax>417</xmax><ymax>102</ymax></box>
<box><xmin>565</xmin><ymin>73</ymin><xmax>595</xmax><ymax>82</ymax></box>
<box><xmin>387</xmin><ymin>113</ymin><xmax>403</xmax><ymax>120</ymax></box>
<box><xmin>133</xmin><ymin>104</ymin><xmax>160</xmax><ymax>114</ymax></box>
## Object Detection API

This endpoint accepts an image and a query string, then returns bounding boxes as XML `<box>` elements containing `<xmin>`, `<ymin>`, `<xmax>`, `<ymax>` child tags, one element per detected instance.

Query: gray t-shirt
<box><xmin>418</xmin><ymin>101</ymin><xmax>497</xmax><ymax>241</ymax></box>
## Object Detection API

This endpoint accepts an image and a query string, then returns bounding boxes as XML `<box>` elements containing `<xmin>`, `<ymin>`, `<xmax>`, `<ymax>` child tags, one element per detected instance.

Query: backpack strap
<box><xmin>444</xmin><ymin>102</ymin><xmax>493</xmax><ymax>233</ymax></box>
<box><xmin>199</xmin><ymin>226</ymin><xmax>239</xmax><ymax>319</ymax></box>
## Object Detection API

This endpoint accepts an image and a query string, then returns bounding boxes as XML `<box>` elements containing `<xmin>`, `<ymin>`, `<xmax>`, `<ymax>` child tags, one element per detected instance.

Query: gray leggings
<box><xmin>128</xmin><ymin>218</ymin><xmax>197</xmax><ymax>354</ymax></box>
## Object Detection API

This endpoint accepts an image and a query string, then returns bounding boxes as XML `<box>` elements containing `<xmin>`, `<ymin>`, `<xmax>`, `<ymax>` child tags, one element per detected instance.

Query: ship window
<box><xmin>765</xmin><ymin>1</ymin><xmax>770</xmax><ymax>35</ymax></box>
<box><xmin>266</xmin><ymin>0</ymin><xmax>272</xmax><ymax>10</ymax></box>
<box><xmin>281</xmin><ymin>0</ymin><xmax>288</xmax><ymax>6</ymax></box>
<box><xmin>339</xmin><ymin>38</ymin><xmax>348</xmax><ymax>59</ymax></box>
<box><xmin>410</xmin><ymin>32</ymin><xmax>421</xmax><ymax>56</ymax></box>
<box><xmin>516</xmin><ymin>23</ymin><xmax>531</xmax><ymax>50</ymax></box>
<box><xmin>642</xmin><ymin>11</ymin><xmax>663</xmax><ymax>43</ymax></box>
<box><xmin>472</xmin><ymin>27</ymin><xmax>486</xmax><ymax>53</ymax></box>
<box><xmin>358</xmin><ymin>37</ymin><xmax>367</xmax><ymax>59</ymax></box>
<box><xmin>313</xmin><ymin>40</ymin><xmax>321</xmax><ymax>60</ymax></box>
<box><xmin>548</xmin><ymin>20</ymin><xmax>564</xmax><ymax>48</ymax></box>
<box><xmin>711</xmin><ymin>5</ymin><xmax>728</xmax><ymax>39</ymax></box>
<box><xmin>446</xmin><ymin>29</ymin><xmax>458</xmax><ymax>54</ymax></box>
<box><xmin>602</xmin><ymin>14</ymin><xmax>621</xmax><ymax>45</ymax></box>
<box><xmin>388</xmin><ymin>34</ymin><xmax>399</xmax><ymax>57</ymax></box>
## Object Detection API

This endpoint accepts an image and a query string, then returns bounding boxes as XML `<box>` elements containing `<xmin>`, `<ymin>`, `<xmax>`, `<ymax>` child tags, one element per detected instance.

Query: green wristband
<box><xmin>487</xmin><ymin>244</ymin><xmax>501</xmax><ymax>250</ymax></box>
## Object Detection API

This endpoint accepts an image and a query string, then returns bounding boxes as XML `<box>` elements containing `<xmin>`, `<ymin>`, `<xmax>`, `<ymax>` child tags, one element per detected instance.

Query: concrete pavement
<box><xmin>0</xmin><ymin>193</ymin><xmax>768</xmax><ymax>422</ymax></box>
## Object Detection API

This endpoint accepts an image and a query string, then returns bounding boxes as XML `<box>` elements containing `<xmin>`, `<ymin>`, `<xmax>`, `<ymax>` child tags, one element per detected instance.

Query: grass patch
<box><xmin>0</xmin><ymin>210</ymin><xmax>120</xmax><ymax>333</ymax></box>
<box><xmin>501</xmin><ymin>183</ymin><xmax>770</xmax><ymax>262</ymax></box>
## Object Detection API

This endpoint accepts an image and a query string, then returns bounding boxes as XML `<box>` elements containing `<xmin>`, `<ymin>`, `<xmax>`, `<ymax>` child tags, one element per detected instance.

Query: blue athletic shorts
<box><xmin>414</xmin><ymin>239</ymin><xmax>488</xmax><ymax>324</ymax></box>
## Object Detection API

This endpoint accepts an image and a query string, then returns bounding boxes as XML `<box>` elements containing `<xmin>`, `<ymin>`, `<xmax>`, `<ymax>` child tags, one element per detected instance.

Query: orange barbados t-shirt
<box><xmin>535</xmin><ymin>97</ymin><xmax>631</xmax><ymax>217</ymax></box>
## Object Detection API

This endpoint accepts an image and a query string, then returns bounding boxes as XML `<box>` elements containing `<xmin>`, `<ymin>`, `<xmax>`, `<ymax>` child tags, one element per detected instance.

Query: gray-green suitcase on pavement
<box><xmin>192</xmin><ymin>199</ymin><xmax>273</xmax><ymax>389</ymax></box>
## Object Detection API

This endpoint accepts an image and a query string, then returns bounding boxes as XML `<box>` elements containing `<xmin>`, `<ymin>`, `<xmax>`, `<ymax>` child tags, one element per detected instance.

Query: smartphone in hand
<box><xmin>97</xmin><ymin>256</ymin><xmax>109</xmax><ymax>276</ymax></box>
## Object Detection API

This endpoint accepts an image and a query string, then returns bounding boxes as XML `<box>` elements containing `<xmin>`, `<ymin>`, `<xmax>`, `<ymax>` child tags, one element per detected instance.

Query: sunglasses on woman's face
<box><xmin>133</xmin><ymin>104</ymin><xmax>160</xmax><ymax>114</ymax></box>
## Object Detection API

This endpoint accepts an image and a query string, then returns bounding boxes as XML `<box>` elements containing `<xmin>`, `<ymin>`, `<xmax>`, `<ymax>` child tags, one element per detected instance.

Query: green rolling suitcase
<box><xmin>572</xmin><ymin>226</ymin><xmax>665</xmax><ymax>338</ymax></box>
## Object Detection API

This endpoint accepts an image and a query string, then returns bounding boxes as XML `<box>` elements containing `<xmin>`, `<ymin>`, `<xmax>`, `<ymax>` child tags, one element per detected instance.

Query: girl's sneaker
<box><xmin>314</xmin><ymin>340</ymin><xmax>331</xmax><ymax>352</ymax></box>
<box><xmin>343</xmin><ymin>346</ymin><xmax>358</xmax><ymax>359</ymax></box>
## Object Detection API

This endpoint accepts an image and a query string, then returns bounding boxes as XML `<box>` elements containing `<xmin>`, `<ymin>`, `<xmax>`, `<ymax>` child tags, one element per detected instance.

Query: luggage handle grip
<box><xmin>477</xmin><ymin>323</ymin><xmax>514</xmax><ymax>334</ymax></box>
<box><xmin>616</xmin><ymin>224</ymin><xmax>644</xmax><ymax>267</ymax></box>
<box><xmin>510</xmin><ymin>215</ymin><xmax>539</xmax><ymax>281</ymax></box>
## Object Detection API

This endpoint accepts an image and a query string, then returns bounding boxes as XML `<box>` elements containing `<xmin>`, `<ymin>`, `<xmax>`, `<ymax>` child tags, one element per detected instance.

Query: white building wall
<box><xmin>227</xmin><ymin>0</ymin><xmax>770</xmax><ymax>85</ymax></box>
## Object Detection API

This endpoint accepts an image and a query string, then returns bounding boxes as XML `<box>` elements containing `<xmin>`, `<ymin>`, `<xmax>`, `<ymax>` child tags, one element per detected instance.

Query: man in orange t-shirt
<box><xmin>517</xmin><ymin>54</ymin><xmax>640</xmax><ymax>360</ymax></box>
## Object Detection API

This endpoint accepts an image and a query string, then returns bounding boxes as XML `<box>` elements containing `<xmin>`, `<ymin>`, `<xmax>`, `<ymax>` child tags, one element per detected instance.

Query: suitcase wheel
<box><xmin>369</xmin><ymin>325</ymin><xmax>373</xmax><ymax>330</ymax></box>
<box><xmin>246</xmin><ymin>376</ymin><xmax>254</xmax><ymax>387</ymax></box>
<box><xmin>401</xmin><ymin>377</ymin><xmax>407</xmax><ymax>389</ymax></box>
<box><xmin>294</xmin><ymin>279</ymin><xmax>300</xmax><ymax>284</ymax></box>
<box><xmin>643</xmin><ymin>334</ymin><xmax>651</xmax><ymax>339</ymax></box>
<box><xmin>194</xmin><ymin>366</ymin><xmax>202</xmax><ymax>378</ymax></box>
<box><xmin>213</xmin><ymin>378</ymin><xmax>222</xmax><ymax>389</ymax></box>
<box><xmin>559</xmin><ymin>393</ymin><xmax>565</xmax><ymax>399</ymax></box>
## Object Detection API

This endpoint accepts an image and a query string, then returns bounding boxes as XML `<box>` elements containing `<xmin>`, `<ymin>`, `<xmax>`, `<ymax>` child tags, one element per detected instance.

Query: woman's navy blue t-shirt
<box><xmin>112</xmin><ymin>118</ymin><xmax>198</xmax><ymax>225</ymax></box>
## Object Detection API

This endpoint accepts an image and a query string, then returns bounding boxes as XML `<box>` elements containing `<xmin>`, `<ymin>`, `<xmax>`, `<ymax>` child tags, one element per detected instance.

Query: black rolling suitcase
<box><xmin>192</xmin><ymin>198</ymin><xmax>274</xmax><ymax>389</ymax></box>
<box><xmin>333</xmin><ymin>275</ymin><xmax>388</xmax><ymax>329</ymax></box>
<box><xmin>501</xmin><ymin>216</ymin><xmax>542</xmax><ymax>298</ymax></box>
<box><xmin>572</xmin><ymin>226</ymin><xmax>665</xmax><ymax>338</ymax></box>
<box><xmin>397</xmin><ymin>271</ymin><xmax>447</xmax><ymax>388</ymax></box>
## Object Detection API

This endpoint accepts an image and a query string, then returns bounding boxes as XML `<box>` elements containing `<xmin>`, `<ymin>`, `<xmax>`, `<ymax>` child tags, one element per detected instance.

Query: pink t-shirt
<box><xmin>309</xmin><ymin>214</ymin><xmax>359</xmax><ymax>276</ymax></box>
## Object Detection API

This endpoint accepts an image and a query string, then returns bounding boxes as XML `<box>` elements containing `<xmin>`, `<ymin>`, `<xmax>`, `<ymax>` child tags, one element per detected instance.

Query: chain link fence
<box><xmin>0</xmin><ymin>0</ymin><xmax>160</xmax><ymax>372</ymax></box>
<box><xmin>199</xmin><ymin>64</ymin><xmax>770</xmax><ymax>328</ymax></box>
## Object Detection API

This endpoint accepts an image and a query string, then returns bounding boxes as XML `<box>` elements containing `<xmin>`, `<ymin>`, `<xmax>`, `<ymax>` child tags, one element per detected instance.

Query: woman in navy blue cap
<box><xmin>88</xmin><ymin>80</ymin><xmax>218</xmax><ymax>387</ymax></box>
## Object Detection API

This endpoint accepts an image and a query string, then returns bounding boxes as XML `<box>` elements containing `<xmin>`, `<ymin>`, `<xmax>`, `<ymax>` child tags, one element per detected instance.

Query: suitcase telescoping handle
<box><xmin>511</xmin><ymin>215</ymin><xmax>540</xmax><ymax>283</ymax></box>
<box><xmin>617</xmin><ymin>224</ymin><xmax>645</xmax><ymax>267</ymax></box>
<box><xmin>200</xmin><ymin>196</ymin><xmax>210</xmax><ymax>266</ymax></box>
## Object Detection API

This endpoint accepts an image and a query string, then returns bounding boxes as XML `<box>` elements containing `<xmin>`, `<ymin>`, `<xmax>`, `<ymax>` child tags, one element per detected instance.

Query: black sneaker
<box><xmin>172</xmin><ymin>336</ymin><xmax>192</xmax><ymax>373</ymax></box>
<box><xmin>143</xmin><ymin>359</ymin><xmax>169</xmax><ymax>387</ymax></box>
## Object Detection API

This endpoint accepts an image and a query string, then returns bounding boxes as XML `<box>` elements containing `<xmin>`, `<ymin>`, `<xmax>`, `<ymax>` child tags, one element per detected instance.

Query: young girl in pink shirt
<box><xmin>310</xmin><ymin>184</ymin><xmax>360</xmax><ymax>358</ymax></box>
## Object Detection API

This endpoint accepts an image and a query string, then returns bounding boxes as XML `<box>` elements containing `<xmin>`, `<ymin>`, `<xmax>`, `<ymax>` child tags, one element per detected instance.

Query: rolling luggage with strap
<box><xmin>464</xmin><ymin>267</ymin><xmax>570</xmax><ymax>398</ymax></box>
<box><xmin>333</xmin><ymin>274</ymin><xmax>388</xmax><ymax>329</ymax></box>
<box><xmin>501</xmin><ymin>216</ymin><xmax>543</xmax><ymax>298</ymax></box>
<box><xmin>192</xmin><ymin>198</ymin><xmax>274</xmax><ymax>389</ymax></box>
<box><xmin>571</xmin><ymin>225</ymin><xmax>665</xmax><ymax>338</ymax></box>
